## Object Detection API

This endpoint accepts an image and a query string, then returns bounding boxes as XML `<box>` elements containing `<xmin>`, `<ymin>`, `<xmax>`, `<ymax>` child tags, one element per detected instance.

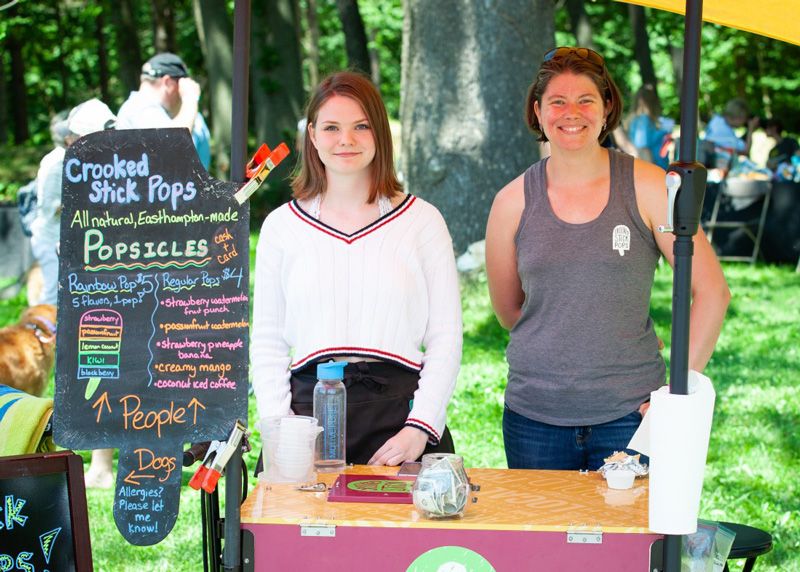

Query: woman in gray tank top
<box><xmin>485</xmin><ymin>47</ymin><xmax>730</xmax><ymax>471</ymax></box>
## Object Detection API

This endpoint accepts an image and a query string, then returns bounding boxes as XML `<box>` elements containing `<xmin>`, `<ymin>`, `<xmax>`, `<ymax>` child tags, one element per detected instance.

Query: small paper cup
<box><xmin>605</xmin><ymin>468</ymin><xmax>635</xmax><ymax>490</ymax></box>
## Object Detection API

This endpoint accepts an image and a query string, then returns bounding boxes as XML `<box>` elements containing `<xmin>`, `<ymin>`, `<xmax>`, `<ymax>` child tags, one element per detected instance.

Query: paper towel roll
<box><xmin>647</xmin><ymin>370</ymin><xmax>716</xmax><ymax>534</ymax></box>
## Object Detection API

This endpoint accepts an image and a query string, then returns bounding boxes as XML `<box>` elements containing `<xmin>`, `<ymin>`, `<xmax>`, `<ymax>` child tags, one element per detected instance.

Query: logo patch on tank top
<box><xmin>612</xmin><ymin>225</ymin><xmax>631</xmax><ymax>256</ymax></box>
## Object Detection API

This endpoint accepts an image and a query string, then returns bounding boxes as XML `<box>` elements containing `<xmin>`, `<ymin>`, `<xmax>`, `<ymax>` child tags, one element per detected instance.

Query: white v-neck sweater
<box><xmin>251</xmin><ymin>194</ymin><xmax>463</xmax><ymax>443</ymax></box>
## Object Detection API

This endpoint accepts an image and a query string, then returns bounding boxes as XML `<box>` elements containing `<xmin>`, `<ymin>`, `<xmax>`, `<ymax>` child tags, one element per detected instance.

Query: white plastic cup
<box><xmin>259</xmin><ymin>415</ymin><xmax>322</xmax><ymax>484</ymax></box>
<box><xmin>276</xmin><ymin>457</ymin><xmax>313</xmax><ymax>480</ymax></box>
<box><xmin>606</xmin><ymin>468</ymin><xmax>636</xmax><ymax>490</ymax></box>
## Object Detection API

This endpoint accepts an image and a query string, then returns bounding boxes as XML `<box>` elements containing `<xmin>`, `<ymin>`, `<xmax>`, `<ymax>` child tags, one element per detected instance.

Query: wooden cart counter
<box><xmin>240</xmin><ymin>466</ymin><xmax>661</xmax><ymax>571</ymax></box>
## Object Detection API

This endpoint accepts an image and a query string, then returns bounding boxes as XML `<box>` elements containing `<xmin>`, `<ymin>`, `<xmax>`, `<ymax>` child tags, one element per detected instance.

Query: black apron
<box><xmin>290</xmin><ymin>361</ymin><xmax>454</xmax><ymax>465</ymax></box>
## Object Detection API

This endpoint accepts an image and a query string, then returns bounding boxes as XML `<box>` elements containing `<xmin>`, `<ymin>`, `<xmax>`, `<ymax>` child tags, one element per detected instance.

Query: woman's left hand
<box><xmin>368</xmin><ymin>426</ymin><xmax>429</xmax><ymax>466</ymax></box>
<box><xmin>638</xmin><ymin>401</ymin><xmax>651</xmax><ymax>417</ymax></box>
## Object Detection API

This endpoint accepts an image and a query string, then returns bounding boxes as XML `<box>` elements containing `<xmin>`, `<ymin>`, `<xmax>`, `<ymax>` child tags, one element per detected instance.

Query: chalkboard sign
<box><xmin>53</xmin><ymin>128</ymin><xmax>249</xmax><ymax>545</ymax></box>
<box><xmin>0</xmin><ymin>452</ymin><xmax>92</xmax><ymax>571</ymax></box>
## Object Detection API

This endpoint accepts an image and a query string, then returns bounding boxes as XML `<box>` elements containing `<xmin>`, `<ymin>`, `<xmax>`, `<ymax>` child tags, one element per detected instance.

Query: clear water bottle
<box><xmin>313</xmin><ymin>362</ymin><xmax>347</xmax><ymax>472</ymax></box>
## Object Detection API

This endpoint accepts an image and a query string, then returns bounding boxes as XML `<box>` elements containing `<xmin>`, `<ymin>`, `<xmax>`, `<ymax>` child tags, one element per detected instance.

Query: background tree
<box><xmin>6</xmin><ymin>39</ymin><xmax>28</xmax><ymax>144</ymax></box>
<box><xmin>151</xmin><ymin>0</ymin><xmax>177</xmax><ymax>53</ymax></box>
<box><xmin>250</xmin><ymin>0</ymin><xmax>305</xmax><ymax>217</ymax></box>
<box><xmin>193</xmin><ymin>0</ymin><xmax>234</xmax><ymax>177</ymax></box>
<box><xmin>3</xmin><ymin>1</ymin><xmax>800</xmax><ymax>202</ymax></box>
<box><xmin>109</xmin><ymin>0</ymin><xmax>144</xmax><ymax>94</ymax></box>
<box><xmin>628</xmin><ymin>5</ymin><xmax>658</xmax><ymax>95</ymax></box>
<box><xmin>95</xmin><ymin>10</ymin><xmax>111</xmax><ymax>102</ymax></box>
<box><xmin>335</xmin><ymin>0</ymin><xmax>371</xmax><ymax>77</ymax></box>
<box><xmin>0</xmin><ymin>50</ymin><xmax>7</xmax><ymax>145</ymax></box>
<box><xmin>303</xmin><ymin>0</ymin><xmax>321</xmax><ymax>87</ymax></box>
<box><xmin>401</xmin><ymin>0</ymin><xmax>553</xmax><ymax>253</ymax></box>
<box><xmin>565</xmin><ymin>0</ymin><xmax>596</xmax><ymax>50</ymax></box>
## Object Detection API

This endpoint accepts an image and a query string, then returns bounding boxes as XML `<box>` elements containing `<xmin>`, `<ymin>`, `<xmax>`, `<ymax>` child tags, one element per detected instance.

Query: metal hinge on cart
<box><xmin>300</xmin><ymin>524</ymin><xmax>336</xmax><ymax>537</ymax></box>
<box><xmin>566</xmin><ymin>528</ymin><xmax>603</xmax><ymax>544</ymax></box>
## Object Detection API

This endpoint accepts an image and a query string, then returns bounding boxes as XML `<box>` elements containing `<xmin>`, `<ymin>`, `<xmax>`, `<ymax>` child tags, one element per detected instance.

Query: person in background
<box><xmin>29</xmin><ymin>101</ymin><xmax>117</xmax><ymax>307</ymax></box>
<box><xmin>252</xmin><ymin>71</ymin><xmax>462</xmax><ymax>466</ymax></box>
<box><xmin>485</xmin><ymin>47</ymin><xmax>729</xmax><ymax>471</ymax></box>
<box><xmin>116</xmin><ymin>52</ymin><xmax>211</xmax><ymax>170</ymax></box>
<box><xmin>61</xmin><ymin>99</ymin><xmax>119</xmax><ymax>489</ymax></box>
<box><xmin>704</xmin><ymin>98</ymin><xmax>760</xmax><ymax>162</ymax></box>
<box><xmin>628</xmin><ymin>85</ymin><xmax>671</xmax><ymax>169</ymax></box>
<box><xmin>764</xmin><ymin>118</ymin><xmax>799</xmax><ymax>172</ymax></box>
<box><xmin>27</xmin><ymin>99</ymin><xmax>119</xmax><ymax>487</ymax></box>
<box><xmin>28</xmin><ymin>113</ymin><xmax>71</xmax><ymax>306</ymax></box>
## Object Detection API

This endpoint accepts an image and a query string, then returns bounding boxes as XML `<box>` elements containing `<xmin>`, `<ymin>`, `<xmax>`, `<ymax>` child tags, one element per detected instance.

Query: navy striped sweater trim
<box><xmin>405</xmin><ymin>418</ymin><xmax>440</xmax><ymax>445</ymax></box>
<box><xmin>288</xmin><ymin>194</ymin><xmax>415</xmax><ymax>244</ymax></box>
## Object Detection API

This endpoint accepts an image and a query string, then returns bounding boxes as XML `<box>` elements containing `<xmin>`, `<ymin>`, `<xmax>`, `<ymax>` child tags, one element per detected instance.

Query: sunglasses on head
<box><xmin>543</xmin><ymin>47</ymin><xmax>604</xmax><ymax>67</ymax></box>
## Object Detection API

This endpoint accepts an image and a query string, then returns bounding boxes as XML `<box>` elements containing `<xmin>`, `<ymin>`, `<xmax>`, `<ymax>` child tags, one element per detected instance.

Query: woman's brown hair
<box><xmin>524</xmin><ymin>48</ymin><xmax>623</xmax><ymax>144</ymax></box>
<box><xmin>292</xmin><ymin>71</ymin><xmax>402</xmax><ymax>203</ymax></box>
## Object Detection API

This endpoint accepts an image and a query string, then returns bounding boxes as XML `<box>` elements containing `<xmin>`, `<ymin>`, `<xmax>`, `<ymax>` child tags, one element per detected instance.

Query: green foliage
<box><xmin>0</xmin><ymin>144</ymin><xmax>49</xmax><ymax>202</ymax></box>
<box><xmin>298</xmin><ymin>0</ymin><xmax>403</xmax><ymax>118</ymax></box>
<box><xmin>0</xmin><ymin>0</ymin><xmax>200</xmax><ymax>146</ymax></box>
<box><xmin>359</xmin><ymin>0</ymin><xmax>403</xmax><ymax>118</ymax></box>
<box><xmin>310</xmin><ymin>0</ymin><xmax>348</xmax><ymax>76</ymax></box>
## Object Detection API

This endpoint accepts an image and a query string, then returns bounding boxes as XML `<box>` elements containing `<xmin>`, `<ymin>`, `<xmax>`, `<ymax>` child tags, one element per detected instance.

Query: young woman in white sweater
<box><xmin>252</xmin><ymin>71</ymin><xmax>463</xmax><ymax>465</ymax></box>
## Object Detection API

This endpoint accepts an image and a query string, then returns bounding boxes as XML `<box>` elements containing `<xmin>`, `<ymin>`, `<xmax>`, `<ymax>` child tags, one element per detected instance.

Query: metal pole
<box><xmin>222</xmin><ymin>448</ymin><xmax>243</xmax><ymax>572</ymax></box>
<box><xmin>664</xmin><ymin>1</ymin><xmax>705</xmax><ymax>570</ymax></box>
<box><xmin>223</xmin><ymin>1</ymin><xmax>250</xmax><ymax>571</ymax></box>
<box><xmin>230</xmin><ymin>0</ymin><xmax>251</xmax><ymax>184</ymax></box>
<box><xmin>678</xmin><ymin>0</ymin><xmax>703</xmax><ymax>165</ymax></box>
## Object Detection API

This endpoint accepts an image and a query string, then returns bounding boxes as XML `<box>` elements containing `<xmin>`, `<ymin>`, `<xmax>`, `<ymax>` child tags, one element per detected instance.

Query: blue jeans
<box><xmin>503</xmin><ymin>405</ymin><xmax>646</xmax><ymax>471</ymax></box>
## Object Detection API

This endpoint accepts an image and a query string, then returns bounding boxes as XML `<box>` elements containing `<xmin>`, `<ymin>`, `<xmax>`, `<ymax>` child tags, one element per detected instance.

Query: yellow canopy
<box><xmin>620</xmin><ymin>0</ymin><xmax>800</xmax><ymax>46</ymax></box>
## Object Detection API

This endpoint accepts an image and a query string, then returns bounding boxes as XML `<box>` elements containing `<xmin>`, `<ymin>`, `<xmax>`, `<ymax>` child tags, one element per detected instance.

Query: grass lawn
<box><xmin>1</xmin><ymin>260</ymin><xmax>797</xmax><ymax>571</ymax></box>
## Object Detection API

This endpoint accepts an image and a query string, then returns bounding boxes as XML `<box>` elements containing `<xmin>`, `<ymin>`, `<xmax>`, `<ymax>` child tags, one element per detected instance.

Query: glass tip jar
<box><xmin>412</xmin><ymin>453</ymin><xmax>470</xmax><ymax>519</ymax></box>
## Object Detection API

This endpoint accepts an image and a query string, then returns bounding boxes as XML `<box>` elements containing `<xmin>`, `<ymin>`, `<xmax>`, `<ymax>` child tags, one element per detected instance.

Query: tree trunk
<box><xmin>110</xmin><ymin>0</ymin><xmax>143</xmax><ymax>94</ymax></box>
<box><xmin>250</xmin><ymin>0</ymin><xmax>305</xmax><ymax>151</ymax></box>
<box><xmin>151</xmin><ymin>0</ymin><xmax>177</xmax><ymax>53</ymax></box>
<box><xmin>368</xmin><ymin>27</ymin><xmax>380</xmax><ymax>87</ymax></box>
<box><xmin>193</xmin><ymin>0</ymin><xmax>234</xmax><ymax>177</ymax></box>
<box><xmin>0</xmin><ymin>51</ymin><xmax>7</xmax><ymax>145</ymax></box>
<box><xmin>335</xmin><ymin>0</ymin><xmax>371</xmax><ymax>77</ymax></box>
<box><xmin>304</xmin><ymin>0</ymin><xmax>320</xmax><ymax>87</ymax></box>
<box><xmin>402</xmin><ymin>0</ymin><xmax>552</xmax><ymax>253</ymax></box>
<box><xmin>670</xmin><ymin>44</ymin><xmax>683</xmax><ymax>99</ymax></box>
<box><xmin>56</xmin><ymin>3</ymin><xmax>69</xmax><ymax>109</ymax></box>
<box><xmin>565</xmin><ymin>0</ymin><xmax>596</xmax><ymax>49</ymax></box>
<box><xmin>96</xmin><ymin>9</ymin><xmax>111</xmax><ymax>103</ymax></box>
<box><xmin>6</xmin><ymin>18</ymin><xmax>29</xmax><ymax>144</ymax></box>
<box><xmin>628</xmin><ymin>5</ymin><xmax>658</xmax><ymax>91</ymax></box>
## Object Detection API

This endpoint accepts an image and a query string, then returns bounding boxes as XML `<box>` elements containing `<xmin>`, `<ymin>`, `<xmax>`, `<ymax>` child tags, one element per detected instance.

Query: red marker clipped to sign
<box><xmin>234</xmin><ymin>143</ymin><xmax>290</xmax><ymax>205</ymax></box>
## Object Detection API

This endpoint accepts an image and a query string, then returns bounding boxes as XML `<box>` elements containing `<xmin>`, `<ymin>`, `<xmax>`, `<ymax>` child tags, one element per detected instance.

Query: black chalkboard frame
<box><xmin>0</xmin><ymin>451</ymin><xmax>93</xmax><ymax>571</ymax></box>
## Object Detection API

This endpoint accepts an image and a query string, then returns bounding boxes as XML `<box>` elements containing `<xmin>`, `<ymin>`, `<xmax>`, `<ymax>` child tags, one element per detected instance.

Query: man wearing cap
<box><xmin>117</xmin><ymin>52</ymin><xmax>200</xmax><ymax>129</ymax></box>
<box><xmin>116</xmin><ymin>53</ymin><xmax>208</xmax><ymax>163</ymax></box>
<box><xmin>29</xmin><ymin>99</ymin><xmax>116</xmax><ymax>306</ymax></box>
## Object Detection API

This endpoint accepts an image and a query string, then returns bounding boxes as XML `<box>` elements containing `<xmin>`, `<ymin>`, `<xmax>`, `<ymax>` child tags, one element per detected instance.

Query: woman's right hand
<box><xmin>368</xmin><ymin>427</ymin><xmax>428</xmax><ymax>466</ymax></box>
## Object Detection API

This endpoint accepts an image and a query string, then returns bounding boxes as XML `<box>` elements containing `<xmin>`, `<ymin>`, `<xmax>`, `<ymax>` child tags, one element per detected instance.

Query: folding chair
<box><xmin>704</xmin><ymin>178</ymin><xmax>772</xmax><ymax>263</ymax></box>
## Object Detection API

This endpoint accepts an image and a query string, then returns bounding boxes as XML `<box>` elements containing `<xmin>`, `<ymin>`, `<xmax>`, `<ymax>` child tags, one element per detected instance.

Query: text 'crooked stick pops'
<box><xmin>54</xmin><ymin>128</ymin><xmax>250</xmax><ymax>545</ymax></box>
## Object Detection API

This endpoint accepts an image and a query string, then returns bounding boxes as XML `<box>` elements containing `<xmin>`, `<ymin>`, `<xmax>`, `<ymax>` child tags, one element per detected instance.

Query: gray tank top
<box><xmin>505</xmin><ymin>149</ymin><xmax>666</xmax><ymax>426</ymax></box>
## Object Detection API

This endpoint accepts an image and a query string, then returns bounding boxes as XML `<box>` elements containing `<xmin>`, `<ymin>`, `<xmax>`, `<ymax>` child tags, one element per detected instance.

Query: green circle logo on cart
<box><xmin>406</xmin><ymin>546</ymin><xmax>496</xmax><ymax>572</ymax></box>
<box><xmin>346</xmin><ymin>479</ymin><xmax>413</xmax><ymax>493</ymax></box>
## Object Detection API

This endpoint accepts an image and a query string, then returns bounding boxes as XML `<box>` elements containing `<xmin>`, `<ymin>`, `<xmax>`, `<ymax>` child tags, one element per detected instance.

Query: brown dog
<box><xmin>0</xmin><ymin>304</ymin><xmax>57</xmax><ymax>397</ymax></box>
